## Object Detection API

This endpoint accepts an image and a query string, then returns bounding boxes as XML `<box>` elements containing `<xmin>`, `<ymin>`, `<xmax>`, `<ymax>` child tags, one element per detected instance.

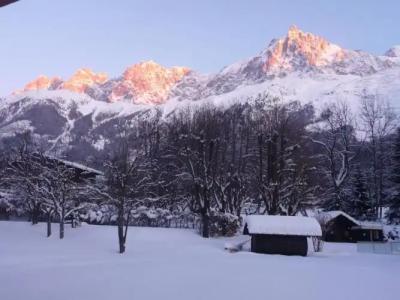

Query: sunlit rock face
<box><xmin>22</xmin><ymin>75</ymin><xmax>63</xmax><ymax>92</ymax></box>
<box><xmin>62</xmin><ymin>68</ymin><xmax>108</xmax><ymax>93</ymax></box>
<box><xmin>263</xmin><ymin>25</ymin><xmax>345</xmax><ymax>73</ymax></box>
<box><xmin>14</xmin><ymin>25</ymin><xmax>398</xmax><ymax>105</ymax></box>
<box><xmin>17</xmin><ymin>69</ymin><xmax>107</xmax><ymax>94</ymax></box>
<box><xmin>109</xmin><ymin>61</ymin><xmax>190</xmax><ymax>104</ymax></box>
<box><xmin>16</xmin><ymin>63</ymin><xmax>189</xmax><ymax>105</ymax></box>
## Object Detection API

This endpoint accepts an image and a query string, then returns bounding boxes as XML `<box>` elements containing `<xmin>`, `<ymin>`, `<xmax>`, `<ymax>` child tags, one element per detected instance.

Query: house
<box><xmin>53</xmin><ymin>158</ymin><xmax>104</xmax><ymax>182</ymax></box>
<box><xmin>243</xmin><ymin>215</ymin><xmax>322</xmax><ymax>256</ymax></box>
<box><xmin>28</xmin><ymin>154</ymin><xmax>104</xmax><ymax>183</ymax></box>
<box><xmin>317</xmin><ymin>211</ymin><xmax>384</xmax><ymax>243</ymax></box>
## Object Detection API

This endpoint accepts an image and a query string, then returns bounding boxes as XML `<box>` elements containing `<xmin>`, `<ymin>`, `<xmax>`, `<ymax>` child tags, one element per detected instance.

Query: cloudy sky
<box><xmin>1</xmin><ymin>0</ymin><xmax>399</xmax><ymax>95</ymax></box>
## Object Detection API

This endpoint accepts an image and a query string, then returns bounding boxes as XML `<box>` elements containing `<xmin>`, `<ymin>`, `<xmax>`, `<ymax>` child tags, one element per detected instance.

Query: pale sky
<box><xmin>1</xmin><ymin>0</ymin><xmax>399</xmax><ymax>95</ymax></box>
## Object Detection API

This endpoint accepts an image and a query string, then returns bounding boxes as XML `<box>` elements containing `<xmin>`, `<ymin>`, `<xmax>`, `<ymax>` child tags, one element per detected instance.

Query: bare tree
<box><xmin>90</xmin><ymin>121</ymin><xmax>152</xmax><ymax>253</ymax></box>
<box><xmin>312</xmin><ymin>101</ymin><xmax>359</xmax><ymax>211</ymax></box>
<box><xmin>251</xmin><ymin>96</ymin><xmax>316</xmax><ymax>215</ymax></box>
<box><xmin>177</xmin><ymin>106</ymin><xmax>219</xmax><ymax>238</ymax></box>
<box><xmin>39</xmin><ymin>158</ymin><xmax>89</xmax><ymax>239</ymax></box>
<box><xmin>360</xmin><ymin>93</ymin><xmax>397</xmax><ymax>218</ymax></box>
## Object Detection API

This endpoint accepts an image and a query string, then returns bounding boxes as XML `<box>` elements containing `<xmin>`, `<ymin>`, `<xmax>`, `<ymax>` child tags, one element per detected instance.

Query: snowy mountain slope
<box><xmin>0</xmin><ymin>90</ymin><xmax>154</xmax><ymax>161</ymax></box>
<box><xmin>385</xmin><ymin>45</ymin><xmax>400</xmax><ymax>58</ymax></box>
<box><xmin>2</xmin><ymin>26</ymin><xmax>400</xmax><ymax>159</ymax></box>
<box><xmin>13</xmin><ymin>26</ymin><xmax>400</xmax><ymax>105</ymax></box>
<box><xmin>167</xmin><ymin>67</ymin><xmax>400</xmax><ymax>115</ymax></box>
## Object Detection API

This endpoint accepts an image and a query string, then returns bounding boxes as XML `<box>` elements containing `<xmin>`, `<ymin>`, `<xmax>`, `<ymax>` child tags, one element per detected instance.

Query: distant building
<box><xmin>317</xmin><ymin>211</ymin><xmax>384</xmax><ymax>243</ymax></box>
<box><xmin>49</xmin><ymin>157</ymin><xmax>104</xmax><ymax>182</ymax></box>
<box><xmin>243</xmin><ymin>215</ymin><xmax>322</xmax><ymax>256</ymax></box>
<box><xmin>3</xmin><ymin>156</ymin><xmax>103</xmax><ymax>221</ymax></box>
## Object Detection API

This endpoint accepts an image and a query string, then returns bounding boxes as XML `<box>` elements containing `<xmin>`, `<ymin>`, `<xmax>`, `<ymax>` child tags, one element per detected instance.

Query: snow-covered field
<box><xmin>0</xmin><ymin>221</ymin><xmax>398</xmax><ymax>300</ymax></box>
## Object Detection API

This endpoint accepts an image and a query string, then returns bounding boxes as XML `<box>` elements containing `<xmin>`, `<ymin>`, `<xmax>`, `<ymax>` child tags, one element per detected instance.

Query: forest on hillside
<box><xmin>1</xmin><ymin>94</ymin><xmax>400</xmax><ymax>253</ymax></box>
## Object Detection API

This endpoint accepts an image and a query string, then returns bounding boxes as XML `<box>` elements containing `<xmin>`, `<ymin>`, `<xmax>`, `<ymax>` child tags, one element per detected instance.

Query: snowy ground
<box><xmin>0</xmin><ymin>221</ymin><xmax>399</xmax><ymax>300</ymax></box>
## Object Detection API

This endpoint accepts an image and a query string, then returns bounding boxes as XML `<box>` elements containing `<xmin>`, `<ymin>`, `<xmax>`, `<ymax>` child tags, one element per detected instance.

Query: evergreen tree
<box><xmin>387</xmin><ymin>128</ymin><xmax>400</xmax><ymax>224</ymax></box>
<box><xmin>349</xmin><ymin>166</ymin><xmax>372</xmax><ymax>220</ymax></box>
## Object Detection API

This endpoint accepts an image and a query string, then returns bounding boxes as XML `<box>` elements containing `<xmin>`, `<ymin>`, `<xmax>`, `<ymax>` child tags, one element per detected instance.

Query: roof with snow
<box><xmin>316</xmin><ymin>210</ymin><xmax>383</xmax><ymax>230</ymax></box>
<box><xmin>353</xmin><ymin>222</ymin><xmax>384</xmax><ymax>230</ymax></box>
<box><xmin>317</xmin><ymin>210</ymin><xmax>360</xmax><ymax>226</ymax></box>
<box><xmin>57</xmin><ymin>159</ymin><xmax>104</xmax><ymax>176</ymax></box>
<box><xmin>43</xmin><ymin>155</ymin><xmax>103</xmax><ymax>176</ymax></box>
<box><xmin>244</xmin><ymin>215</ymin><xmax>322</xmax><ymax>237</ymax></box>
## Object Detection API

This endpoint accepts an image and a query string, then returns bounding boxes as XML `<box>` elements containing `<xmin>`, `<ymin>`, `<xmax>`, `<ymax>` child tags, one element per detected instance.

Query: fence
<box><xmin>129</xmin><ymin>215</ymin><xmax>202</xmax><ymax>230</ymax></box>
<box><xmin>357</xmin><ymin>241</ymin><xmax>400</xmax><ymax>255</ymax></box>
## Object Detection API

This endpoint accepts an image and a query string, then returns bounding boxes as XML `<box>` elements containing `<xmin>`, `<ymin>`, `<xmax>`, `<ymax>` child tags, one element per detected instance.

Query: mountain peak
<box><xmin>385</xmin><ymin>46</ymin><xmax>400</xmax><ymax>58</ymax></box>
<box><xmin>108</xmin><ymin>61</ymin><xmax>190</xmax><ymax>104</ymax></box>
<box><xmin>62</xmin><ymin>68</ymin><xmax>108</xmax><ymax>93</ymax></box>
<box><xmin>287</xmin><ymin>24</ymin><xmax>302</xmax><ymax>38</ymax></box>
<box><xmin>263</xmin><ymin>26</ymin><xmax>345</xmax><ymax>73</ymax></box>
<box><xmin>19</xmin><ymin>75</ymin><xmax>63</xmax><ymax>93</ymax></box>
<box><xmin>123</xmin><ymin>60</ymin><xmax>189</xmax><ymax>76</ymax></box>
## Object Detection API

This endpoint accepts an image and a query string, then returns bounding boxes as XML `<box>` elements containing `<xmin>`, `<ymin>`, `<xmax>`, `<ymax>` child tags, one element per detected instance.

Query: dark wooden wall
<box><xmin>325</xmin><ymin>215</ymin><xmax>357</xmax><ymax>242</ymax></box>
<box><xmin>351</xmin><ymin>229</ymin><xmax>384</xmax><ymax>242</ymax></box>
<box><xmin>251</xmin><ymin>234</ymin><xmax>308</xmax><ymax>256</ymax></box>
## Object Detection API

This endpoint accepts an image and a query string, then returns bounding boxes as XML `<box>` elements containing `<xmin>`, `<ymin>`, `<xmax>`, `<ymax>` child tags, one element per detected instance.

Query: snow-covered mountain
<box><xmin>2</xmin><ymin>26</ymin><xmax>400</xmax><ymax>160</ymax></box>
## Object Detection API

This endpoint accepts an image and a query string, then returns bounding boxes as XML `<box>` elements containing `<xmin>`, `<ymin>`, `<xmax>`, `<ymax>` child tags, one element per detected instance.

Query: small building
<box><xmin>317</xmin><ymin>211</ymin><xmax>384</xmax><ymax>243</ymax></box>
<box><xmin>243</xmin><ymin>215</ymin><xmax>322</xmax><ymax>256</ymax></box>
<box><xmin>351</xmin><ymin>223</ymin><xmax>384</xmax><ymax>242</ymax></box>
<box><xmin>54</xmin><ymin>158</ymin><xmax>104</xmax><ymax>182</ymax></box>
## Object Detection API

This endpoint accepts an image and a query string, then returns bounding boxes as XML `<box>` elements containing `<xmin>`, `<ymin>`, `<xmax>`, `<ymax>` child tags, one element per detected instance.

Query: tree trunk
<box><xmin>201</xmin><ymin>212</ymin><xmax>210</xmax><ymax>238</ymax></box>
<box><xmin>118</xmin><ymin>224</ymin><xmax>125</xmax><ymax>253</ymax></box>
<box><xmin>47</xmin><ymin>212</ymin><xmax>52</xmax><ymax>237</ymax></box>
<box><xmin>117</xmin><ymin>207</ymin><xmax>126</xmax><ymax>253</ymax></box>
<box><xmin>71</xmin><ymin>214</ymin><xmax>75</xmax><ymax>228</ymax></box>
<box><xmin>31</xmin><ymin>204</ymin><xmax>40</xmax><ymax>225</ymax></box>
<box><xmin>59</xmin><ymin>217</ymin><xmax>65</xmax><ymax>239</ymax></box>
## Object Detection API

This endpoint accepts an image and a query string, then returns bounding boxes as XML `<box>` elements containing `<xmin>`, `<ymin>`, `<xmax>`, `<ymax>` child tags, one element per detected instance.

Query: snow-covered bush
<box><xmin>386</xmin><ymin>227</ymin><xmax>399</xmax><ymax>240</ymax></box>
<box><xmin>208</xmin><ymin>212</ymin><xmax>240</xmax><ymax>237</ymax></box>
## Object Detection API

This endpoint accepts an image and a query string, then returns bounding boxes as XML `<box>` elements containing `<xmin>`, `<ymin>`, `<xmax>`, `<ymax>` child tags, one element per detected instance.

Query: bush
<box><xmin>208</xmin><ymin>212</ymin><xmax>240</xmax><ymax>237</ymax></box>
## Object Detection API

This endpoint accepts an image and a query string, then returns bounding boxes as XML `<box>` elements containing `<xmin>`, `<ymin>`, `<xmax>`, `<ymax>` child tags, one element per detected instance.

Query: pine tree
<box><xmin>349</xmin><ymin>166</ymin><xmax>372</xmax><ymax>220</ymax></box>
<box><xmin>387</xmin><ymin>128</ymin><xmax>400</xmax><ymax>224</ymax></box>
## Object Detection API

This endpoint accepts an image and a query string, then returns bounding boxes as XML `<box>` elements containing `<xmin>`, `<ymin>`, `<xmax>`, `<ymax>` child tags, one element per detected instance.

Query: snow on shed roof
<box><xmin>58</xmin><ymin>159</ymin><xmax>104</xmax><ymax>176</ymax></box>
<box><xmin>317</xmin><ymin>211</ymin><xmax>360</xmax><ymax>226</ymax></box>
<box><xmin>45</xmin><ymin>155</ymin><xmax>103</xmax><ymax>176</ymax></box>
<box><xmin>354</xmin><ymin>222</ymin><xmax>383</xmax><ymax>230</ymax></box>
<box><xmin>317</xmin><ymin>211</ymin><xmax>384</xmax><ymax>230</ymax></box>
<box><xmin>244</xmin><ymin>215</ymin><xmax>322</xmax><ymax>237</ymax></box>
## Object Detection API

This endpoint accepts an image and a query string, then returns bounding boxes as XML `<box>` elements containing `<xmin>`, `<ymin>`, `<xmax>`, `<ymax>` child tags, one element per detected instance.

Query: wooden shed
<box><xmin>351</xmin><ymin>223</ymin><xmax>384</xmax><ymax>242</ymax></box>
<box><xmin>243</xmin><ymin>215</ymin><xmax>322</xmax><ymax>256</ymax></box>
<box><xmin>318</xmin><ymin>211</ymin><xmax>384</xmax><ymax>243</ymax></box>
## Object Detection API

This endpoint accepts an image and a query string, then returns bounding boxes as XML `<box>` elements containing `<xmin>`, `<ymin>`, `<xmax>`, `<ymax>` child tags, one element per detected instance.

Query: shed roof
<box><xmin>317</xmin><ymin>210</ymin><xmax>360</xmax><ymax>226</ymax></box>
<box><xmin>58</xmin><ymin>158</ymin><xmax>104</xmax><ymax>176</ymax></box>
<box><xmin>317</xmin><ymin>211</ymin><xmax>384</xmax><ymax>231</ymax></box>
<box><xmin>352</xmin><ymin>222</ymin><xmax>383</xmax><ymax>230</ymax></box>
<box><xmin>244</xmin><ymin>215</ymin><xmax>322</xmax><ymax>237</ymax></box>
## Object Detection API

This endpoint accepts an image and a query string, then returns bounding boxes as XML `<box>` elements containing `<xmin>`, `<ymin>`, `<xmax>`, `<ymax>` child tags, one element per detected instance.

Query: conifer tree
<box><xmin>350</xmin><ymin>166</ymin><xmax>372</xmax><ymax>220</ymax></box>
<box><xmin>386</xmin><ymin>128</ymin><xmax>400</xmax><ymax>224</ymax></box>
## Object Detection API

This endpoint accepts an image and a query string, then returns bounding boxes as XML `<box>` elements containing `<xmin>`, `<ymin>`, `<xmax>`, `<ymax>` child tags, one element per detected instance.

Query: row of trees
<box><xmin>1</xmin><ymin>94</ymin><xmax>400</xmax><ymax>253</ymax></box>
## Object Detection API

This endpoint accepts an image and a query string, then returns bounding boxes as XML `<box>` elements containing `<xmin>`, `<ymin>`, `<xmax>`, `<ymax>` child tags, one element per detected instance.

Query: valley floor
<box><xmin>0</xmin><ymin>221</ymin><xmax>399</xmax><ymax>300</ymax></box>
